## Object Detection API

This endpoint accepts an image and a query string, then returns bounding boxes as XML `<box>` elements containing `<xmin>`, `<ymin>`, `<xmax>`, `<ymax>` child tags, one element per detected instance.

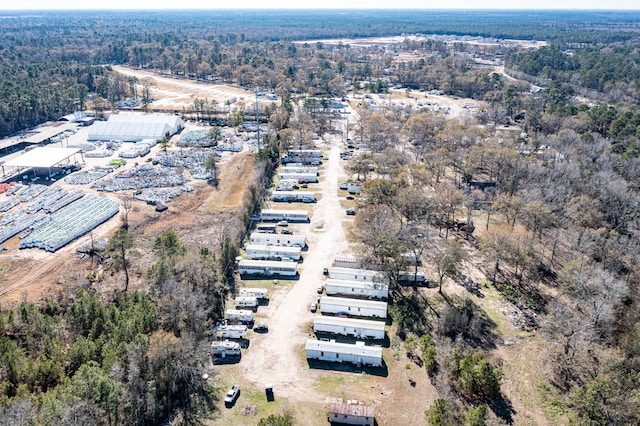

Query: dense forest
<box><xmin>1</xmin><ymin>9</ymin><xmax>640</xmax><ymax>425</ymax></box>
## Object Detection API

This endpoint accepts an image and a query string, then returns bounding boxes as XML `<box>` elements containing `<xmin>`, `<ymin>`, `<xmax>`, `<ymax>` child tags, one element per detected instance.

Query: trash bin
<box><xmin>265</xmin><ymin>383</ymin><xmax>274</xmax><ymax>401</ymax></box>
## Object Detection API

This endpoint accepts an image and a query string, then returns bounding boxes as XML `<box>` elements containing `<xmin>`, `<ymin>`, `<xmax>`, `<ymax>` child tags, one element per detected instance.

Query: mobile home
<box><xmin>249</xmin><ymin>232</ymin><xmax>306</xmax><ymax>248</ymax></box>
<box><xmin>224</xmin><ymin>309</ymin><xmax>254</xmax><ymax>324</ymax></box>
<box><xmin>238</xmin><ymin>259</ymin><xmax>298</xmax><ymax>277</ymax></box>
<box><xmin>280</xmin><ymin>166</ymin><xmax>319</xmax><ymax>175</ymax></box>
<box><xmin>213</xmin><ymin>324</ymin><xmax>248</xmax><ymax>339</ymax></box>
<box><xmin>328</xmin><ymin>402</ymin><xmax>375</xmax><ymax>426</ymax></box>
<box><xmin>324</xmin><ymin>279</ymin><xmax>389</xmax><ymax>300</ymax></box>
<box><xmin>305</xmin><ymin>339</ymin><xmax>382</xmax><ymax>367</ymax></box>
<box><xmin>239</xmin><ymin>287</ymin><xmax>269</xmax><ymax>299</ymax></box>
<box><xmin>245</xmin><ymin>244</ymin><xmax>302</xmax><ymax>261</ymax></box>
<box><xmin>398</xmin><ymin>271</ymin><xmax>427</xmax><ymax>283</ymax></box>
<box><xmin>210</xmin><ymin>340</ymin><xmax>241</xmax><ymax>358</ymax></box>
<box><xmin>328</xmin><ymin>267</ymin><xmax>387</xmax><ymax>284</ymax></box>
<box><xmin>313</xmin><ymin>316</ymin><xmax>385</xmax><ymax>340</ymax></box>
<box><xmin>277</xmin><ymin>172</ymin><xmax>318</xmax><ymax>183</ymax></box>
<box><xmin>256</xmin><ymin>224</ymin><xmax>278</xmax><ymax>234</ymax></box>
<box><xmin>287</xmin><ymin>149</ymin><xmax>322</xmax><ymax>158</ymax></box>
<box><xmin>234</xmin><ymin>296</ymin><xmax>259</xmax><ymax>309</ymax></box>
<box><xmin>271</xmin><ymin>191</ymin><xmax>317</xmax><ymax>203</ymax></box>
<box><xmin>260</xmin><ymin>209</ymin><xmax>309</xmax><ymax>223</ymax></box>
<box><xmin>319</xmin><ymin>296</ymin><xmax>387</xmax><ymax>319</ymax></box>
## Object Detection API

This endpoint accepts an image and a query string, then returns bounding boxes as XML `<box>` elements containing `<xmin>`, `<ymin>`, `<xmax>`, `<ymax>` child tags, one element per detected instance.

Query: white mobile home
<box><xmin>276</xmin><ymin>179</ymin><xmax>299</xmax><ymax>190</ymax></box>
<box><xmin>245</xmin><ymin>244</ymin><xmax>302</xmax><ymax>261</ymax></box>
<box><xmin>328</xmin><ymin>267</ymin><xmax>387</xmax><ymax>284</ymax></box>
<box><xmin>288</xmin><ymin>149</ymin><xmax>322</xmax><ymax>158</ymax></box>
<box><xmin>249</xmin><ymin>232</ymin><xmax>306</xmax><ymax>248</ymax></box>
<box><xmin>224</xmin><ymin>309</ymin><xmax>254</xmax><ymax>324</ymax></box>
<box><xmin>313</xmin><ymin>316</ymin><xmax>385</xmax><ymax>340</ymax></box>
<box><xmin>305</xmin><ymin>340</ymin><xmax>382</xmax><ymax>367</ymax></box>
<box><xmin>280</xmin><ymin>166</ymin><xmax>319</xmax><ymax>175</ymax></box>
<box><xmin>271</xmin><ymin>191</ymin><xmax>317</xmax><ymax>203</ymax></box>
<box><xmin>210</xmin><ymin>340</ymin><xmax>241</xmax><ymax>358</ymax></box>
<box><xmin>234</xmin><ymin>296</ymin><xmax>259</xmax><ymax>309</ymax></box>
<box><xmin>334</xmin><ymin>255</ymin><xmax>361</xmax><ymax>269</ymax></box>
<box><xmin>328</xmin><ymin>402</ymin><xmax>375</xmax><ymax>426</ymax></box>
<box><xmin>398</xmin><ymin>271</ymin><xmax>427</xmax><ymax>283</ymax></box>
<box><xmin>319</xmin><ymin>296</ymin><xmax>387</xmax><ymax>319</ymax></box>
<box><xmin>260</xmin><ymin>209</ymin><xmax>309</xmax><ymax>222</ymax></box>
<box><xmin>255</xmin><ymin>224</ymin><xmax>278</xmax><ymax>234</ymax></box>
<box><xmin>239</xmin><ymin>287</ymin><xmax>269</xmax><ymax>299</ymax></box>
<box><xmin>277</xmin><ymin>172</ymin><xmax>319</xmax><ymax>183</ymax></box>
<box><xmin>213</xmin><ymin>324</ymin><xmax>248</xmax><ymax>339</ymax></box>
<box><xmin>238</xmin><ymin>259</ymin><xmax>298</xmax><ymax>277</ymax></box>
<box><xmin>324</xmin><ymin>279</ymin><xmax>389</xmax><ymax>300</ymax></box>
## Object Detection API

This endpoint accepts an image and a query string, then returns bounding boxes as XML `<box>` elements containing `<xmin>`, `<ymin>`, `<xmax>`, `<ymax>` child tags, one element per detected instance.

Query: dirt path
<box><xmin>240</xmin><ymin>134</ymin><xmax>349</xmax><ymax>400</ymax></box>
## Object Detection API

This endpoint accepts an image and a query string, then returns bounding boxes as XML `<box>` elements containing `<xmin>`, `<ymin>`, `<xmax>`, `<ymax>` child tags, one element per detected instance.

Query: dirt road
<box><xmin>240</xmin><ymin>134</ymin><xmax>349</xmax><ymax>400</ymax></box>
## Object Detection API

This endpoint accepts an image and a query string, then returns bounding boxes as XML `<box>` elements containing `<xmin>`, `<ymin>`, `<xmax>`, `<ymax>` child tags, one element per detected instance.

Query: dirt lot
<box><xmin>113</xmin><ymin>66</ymin><xmax>255</xmax><ymax>112</ymax></box>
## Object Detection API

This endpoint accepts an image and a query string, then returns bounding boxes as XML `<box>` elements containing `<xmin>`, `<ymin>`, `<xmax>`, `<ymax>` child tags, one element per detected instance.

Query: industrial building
<box><xmin>87</xmin><ymin>113</ymin><xmax>184</xmax><ymax>142</ymax></box>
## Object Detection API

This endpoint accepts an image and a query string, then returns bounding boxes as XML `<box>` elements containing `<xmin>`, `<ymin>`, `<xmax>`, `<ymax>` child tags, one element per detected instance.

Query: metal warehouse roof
<box><xmin>313</xmin><ymin>316</ymin><xmax>386</xmax><ymax>331</ymax></box>
<box><xmin>4</xmin><ymin>147</ymin><xmax>82</xmax><ymax>169</ymax></box>
<box><xmin>305</xmin><ymin>339</ymin><xmax>383</xmax><ymax>357</ymax></box>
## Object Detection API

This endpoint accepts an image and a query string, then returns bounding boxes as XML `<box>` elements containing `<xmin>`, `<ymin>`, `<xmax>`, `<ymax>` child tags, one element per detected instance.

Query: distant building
<box><xmin>58</xmin><ymin>111</ymin><xmax>95</xmax><ymax>126</ymax></box>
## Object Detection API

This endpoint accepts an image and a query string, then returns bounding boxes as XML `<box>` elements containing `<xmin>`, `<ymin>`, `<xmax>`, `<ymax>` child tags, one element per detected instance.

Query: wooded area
<box><xmin>1</xmin><ymin>9</ymin><xmax>640</xmax><ymax>425</ymax></box>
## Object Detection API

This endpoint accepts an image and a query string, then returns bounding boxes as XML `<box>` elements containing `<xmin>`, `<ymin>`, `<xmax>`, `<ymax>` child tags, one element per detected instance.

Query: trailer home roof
<box><xmin>249</xmin><ymin>233</ymin><xmax>306</xmax><ymax>244</ymax></box>
<box><xmin>320</xmin><ymin>296</ymin><xmax>388</xmax><ymax>310</ymax></box>
<box><xmin>325</xmin><ymin>279</ymin><xmax>389</xmax><ymax>291</ymax></box>
<box><xmin>305</xmin><ymin>339</ymin><xmax>382</xmax><ymax>358</ymax></box>
<box><xmin>328</xmin><ymin>267</ymin><xmax>385</xmax><ymax>280</ymax></box>
<box><xmin>238</xmin><ymin>259</ymin><xmax>299</xmax><ymax>269</ymax></box>
<box><xmin>313</xmin><ymin>315</ymin><xmax>386</xmax><ymax>331</ymax></box>
<box><xmin>328</xmin><ymin>402</ymin><xmax>375</xmax><ymax>418</ymax></box>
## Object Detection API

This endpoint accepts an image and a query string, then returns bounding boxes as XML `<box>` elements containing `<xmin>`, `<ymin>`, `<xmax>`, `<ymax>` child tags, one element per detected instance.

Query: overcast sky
<box><xmin>2</xmin><ymin>1</ymin><xmax>639</xmax><ymax>10</ymax></box>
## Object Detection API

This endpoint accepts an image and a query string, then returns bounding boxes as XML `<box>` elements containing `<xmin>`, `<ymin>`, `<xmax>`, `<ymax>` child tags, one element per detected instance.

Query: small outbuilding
<box><xmin>328</xmin><ymin>401</ymin><xmax>375</xmax><ymax>426</ymax></box>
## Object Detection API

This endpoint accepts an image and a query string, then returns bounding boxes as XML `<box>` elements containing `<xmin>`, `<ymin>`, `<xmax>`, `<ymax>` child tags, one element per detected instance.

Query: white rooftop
<box><xmin>4</xmin><ymin>147</ymin><xmax>82</xmax><ymax>169</ymax></box>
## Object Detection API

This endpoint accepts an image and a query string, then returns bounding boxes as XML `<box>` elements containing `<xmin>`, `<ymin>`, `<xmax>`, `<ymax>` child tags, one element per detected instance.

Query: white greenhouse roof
<box><xmin>4</xmin><ymin>147</ymin><xmax>82</xmax><ymax>169</ymax></box>
<box><xmin>87</xmin><ymin>114</ymin><xmax>184</xmax><ymax>142</ymax></box>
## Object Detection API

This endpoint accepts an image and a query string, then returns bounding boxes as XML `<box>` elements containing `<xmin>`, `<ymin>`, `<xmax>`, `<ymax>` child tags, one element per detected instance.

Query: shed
<box><xmin>328</xmin><ymin>402</ymin><xmax>375</xmax><ymax>426</ymax></box>
<box><xmin>305</xmin><ymin>340</ymin><xmax>382</xmax><ymax>367</ymax></box>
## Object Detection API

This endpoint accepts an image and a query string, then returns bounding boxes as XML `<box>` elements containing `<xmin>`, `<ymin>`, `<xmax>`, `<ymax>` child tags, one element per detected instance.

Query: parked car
<box><xmin>298</xmin><ymin>179</ymin><xmax>309</xmax><ymax>184</ymax></box>
<box><xmin>317</xmin><ymin>285</ymin><xmax>324</xmax><ymax>294</ymax></box>
<box><xmin>346</xmin><ymin>208</ymin><xmax>356</xmax><ymax>216</ymax></box>
<box><xmin>224</xmin><ymin>385</ymin><xmax>240</xmax><ymax>406</ymax></box>
<box><xmin>281</xmin><ymin>229</ymin><xmax>293</xmax><ymax>235</ymax></box>
<box><xmin>310</xmin><ymin>303</ymin><xmax>317</xmax><ymax>313</ymax></box>
<box><xmin>300</xmin><ymin>183</ymin><xmax>308</xmax><ymax>188</ymax></box>
<box><xmin>277</xmin><ymin>220</ymin><xmax>288</xmax><ymax>227</ymax></box>
<box><xmin>336</xmin><ymin>312</ymin><xmax>349</xmax><ymax>318</ymax></box>
<box><xmin>254</xmin><ymin>324</ymin><xmax>269</xmax><ymax>333</ymax></box>
<box><xmin>339</xmin><ymin>182</ymin><xmax>349</xmax><ymax>190</ymax></box>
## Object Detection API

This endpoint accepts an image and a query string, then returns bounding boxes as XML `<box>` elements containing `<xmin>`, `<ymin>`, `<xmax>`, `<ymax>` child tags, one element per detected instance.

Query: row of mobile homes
<box><xmin>238</xmin><ymin>259</ymin><xmax>298</xmax><ymax>277</ymax></box>
<box><xmin>271</xmin><ymin>191</ymin><xmax>317</xmax><ymax>203</ymax></box>
<box><xmin>313</xmin><ymin>316</ymin><xmax>385</xmax><ymax>340</ymax></box>
<box><xmin>256</xmin><ymin>224</ymin><xmax>278</xmax><ymax>234</ymax></box>
<box><xmin>224</xmin><ymin>309</ymin><xmax>254</xmax><ymax>324</ymax></box>
<box><xmin>305</xmin><ymin>340</ymin><xmax>382</xmax><ymax>367</ymax></box>
<box><xmin>213</xmin><ymin>324</ymin><xmax>248</xmax><ymax>339</ymax></box>
<box><xmin>324</xmin><ymin>279</ymin><xmax>389</xmax><ymax>300</ymax></box>
<box><xmin>239</xmin><ymin>287</ymin><xmax>269</xmax><ymax>299</ymax></box>
<box><xmin>245</xmin><ymin>244</ymin><xmax>302</xmax><ymax>261</ymax></box>
<box><xmin>234</xmin><ymin>296</ymin><xmax>259</xmax><ymax>309</ymax></box>
<box><xmin>319</xmin><ymin>296</ymin><xmax>387</xmax><ymax>319</ymax></box>
<box><xmin>328</xmin><ymin>267</ymin><xmax>387</xmax><ymax>284</ymax></box>
<box><xmin>328</xmin><ymin>402</ymin><xmax>375</xmax><ymax>426</ymax></box>
<box><xmin>260</xmin><ymin>209</ymin><xmax>309</xmax><ymax>222</ymax></box>
<box><xmin>249</xmin><ymin>232</ymin><xmax>306</xmax><ymax>248</ymax></box>
<box><xmin>280</xmin><ymin>166</ymin><xmax>319</xmax><ymax>175</ymax></box>
<box><xmin>211</xmin><ymin>340</ymin><xmax>241</xmax><ymax>358</ymax></box>
<box><xmin>277</xmin><ymin>172</ymin><xmax>318</xmax><ymax>183</ymax></box>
